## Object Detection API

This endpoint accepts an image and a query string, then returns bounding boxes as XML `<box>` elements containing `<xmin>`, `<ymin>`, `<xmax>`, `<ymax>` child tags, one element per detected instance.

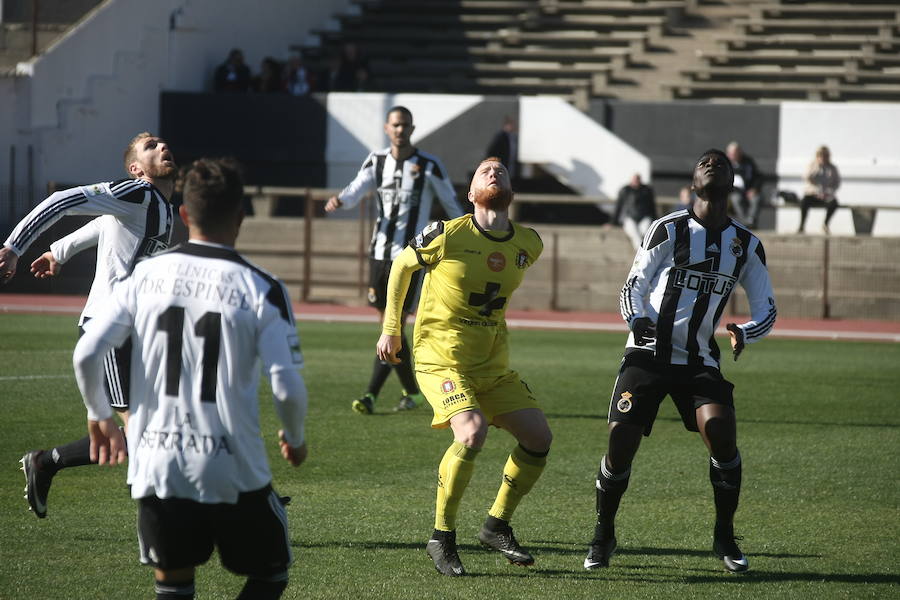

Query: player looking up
<box><xmin>0</xmin><ymin>132</ymin><xmax>176</xmax><ymax>519</ymax></box>
<box><xmin>376</xmin><ymin>157</ymin><xmax>552</xmax><ymax>576</ymax></box>
<box><xmin>72</xmin><ymin>158</ymin><xmax>308</xmax><ymax>600</ymax></box>
<box><xmin>326</xmin><ymin>106</ymin><xmax>464</xmax><ymax>414</ymax></box>
<box><xmin>585</xmin><ymin>149</ymin><xmax>777</xmax><ymax>573</ymax></box>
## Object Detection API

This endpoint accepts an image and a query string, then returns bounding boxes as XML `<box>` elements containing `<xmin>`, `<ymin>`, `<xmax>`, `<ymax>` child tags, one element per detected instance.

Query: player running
<box><xmin>585</xmin><ymin>149</ymin><xmax>777</xmax><ymax>573</ymax></box>
<box><xmin>72</xmin><ymin>158</ymin><xmax>308</xmax><ymax>599</ymax></box>
<box><xmin>0</xmin><ymin>132</ymin><xmax>176</xmax><ymax>519</ymax></box>
<box><xmin>376</xmin><ymin>157</ymin><xmax>551</xmax><ymax>576</ymax></box>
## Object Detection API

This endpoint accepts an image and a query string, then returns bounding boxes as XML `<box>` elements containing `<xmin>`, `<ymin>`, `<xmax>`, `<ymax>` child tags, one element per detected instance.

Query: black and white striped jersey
<box><xmin>3</xmin><ymin>178</ymin><xmax>174</xmax><ymax>325</ymax></box>
<box><xmin>73</xmin><ymin>241</ymin><xmax>308</xmax><ymax>504</ymax></box>
<box><xmin>619</xmin><ymin>209</ymin><xmax>776</xmax><ymax>367</ymax></box>
<box><xmin>337</xmin><ymin>147</ymin><xmax>464</xmax><ymax>261</ymax></box>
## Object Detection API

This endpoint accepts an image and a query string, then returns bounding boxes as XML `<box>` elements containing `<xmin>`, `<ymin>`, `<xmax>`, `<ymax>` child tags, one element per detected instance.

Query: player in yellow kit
<box><xmin>376</xmin><ymin>157</ymin><xmax>552</xmax><ymax>576</ymax></box>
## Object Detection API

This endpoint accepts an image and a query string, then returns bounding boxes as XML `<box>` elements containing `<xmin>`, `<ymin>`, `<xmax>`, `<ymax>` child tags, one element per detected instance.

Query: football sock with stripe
<box><xmin>155</xmin><ymin>580</ymin><xmax>195</xmax><ymax>599</ymax></box>
<box><xmin>488</xmin><ymin>444</ymin><xmax>548</xmax><ymax>522</ymax></box>
<box><xmin>41</xmin><ymin>435</ymin><xmax>94</xmax><ymax>474</ymax></box>
<box><xmin>435</xmin><ymin>441</ymin><xmax>480</xmax><ymax>531</ymax></box>
<box><xmin>594</xmin><ymin>455</ymin><xmax>630</xmax><ymax>539</ymax></box>
<box><xmin>366</xmin><ymin>356</ymin><xmax>392</xmax><ymax>397</ymax></box>
<box><xmin>709</xmin><ymin>450</ymin><xmax>742</xmax><ymax>531</ymax></box>
<box><xmin>236</xmin><ymin>571</ymin><xmax>288</xmax><ymax>600</ymax></box>
<box><xmin>392</xmin><ymin>334</ymin><xmax>419</xmax><ymax>395</ymax></box>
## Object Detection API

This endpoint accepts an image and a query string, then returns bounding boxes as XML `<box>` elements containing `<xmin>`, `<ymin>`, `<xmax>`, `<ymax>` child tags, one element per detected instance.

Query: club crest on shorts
<box><xmin>730</xmin><ymin>237</ymin><xmax>743</xmax><ymax>258</ymax></box>
<box><xmin>617</xmin><ymin>391</ymin><xmax>633</xmax><ymax>413</ymax></box>
<box><xmin>441</xmin><ymin>380</ymin><xmax>456</xmax><ymax>393</ymax></box>
<box><xmin>367</xmin><ymin>287</ymin><xmax>378</xmax><ymax>304</ymax></box>
<box><xmin>487</xmin><ymin>252</ymin><xmax>506</xmax><ymax>272</ymax></box>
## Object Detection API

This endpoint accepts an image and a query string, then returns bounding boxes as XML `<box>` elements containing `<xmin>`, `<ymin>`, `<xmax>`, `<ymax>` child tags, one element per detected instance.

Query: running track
<box><xmin>2</xmin><ymin>293</ymin><xmax>898</xmax><ymax>343</ymax></box>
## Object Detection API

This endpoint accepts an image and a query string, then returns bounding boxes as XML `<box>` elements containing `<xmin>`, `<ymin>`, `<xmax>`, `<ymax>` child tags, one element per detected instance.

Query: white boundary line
<box><xmin>1</xmin><ymin>304</ymin><xmax>898</xmax><ymax>342</ymax></box>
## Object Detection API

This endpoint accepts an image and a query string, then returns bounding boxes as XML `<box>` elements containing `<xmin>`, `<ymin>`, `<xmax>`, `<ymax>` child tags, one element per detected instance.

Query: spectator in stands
<box><xmin>798</xmin><ymin>145</ymin><xmax>841</xmax><ymax>235</ymax></box>
<box><xmin>485</xmin><ymin>116</ymin><xmax>519</xmax><ymax>182</ymax></box>
<box><xmin>678</xmin><ymin>185</ymin><xmax>695</xmax><ymax>211</ymax></box>
<box><xmin>610</xmin><ymin>173</ymin><xmax>657</xmax><ymax>251</ymax></box>
<box><xmin>252</xmin><ymin>57</ymin><xmax>285</xmax><ymax>93</ymax></box>
<box><xmin>333</xmin><ymin>43</ymin><xmax>371</xmax><ymax>92</ymax></box>
<box><xmin>214</xmin><ymin>48</ymin><xmax>252</xmax><ymax>93</ymax></box>
<box><xmin>284</xmin><ymin>53</ymin><xmax>313</xmax><ymax>96</ymax></box>
<box><xmin>726</xmin><ymin>141</ymin><xmax>763</xmax><ymax>229</ymax></box>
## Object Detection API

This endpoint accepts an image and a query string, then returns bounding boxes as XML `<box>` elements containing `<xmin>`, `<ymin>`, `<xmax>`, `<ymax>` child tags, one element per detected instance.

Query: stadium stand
<box><xmin>0</xmin><ymin>0</ymin><xmax>102</xmax><ymax>72</ymax></box>
<box><xmin>294</xmin><ymin>0</ymin><xmax>900</xmax><ymax>103</ymax></box>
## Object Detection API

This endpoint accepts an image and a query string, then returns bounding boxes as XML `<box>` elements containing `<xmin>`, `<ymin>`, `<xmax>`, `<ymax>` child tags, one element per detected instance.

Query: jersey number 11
<box><xmin>157</xmin><ymin>306</ymin><xmax>222</xmax><ymax>403</ymax></box>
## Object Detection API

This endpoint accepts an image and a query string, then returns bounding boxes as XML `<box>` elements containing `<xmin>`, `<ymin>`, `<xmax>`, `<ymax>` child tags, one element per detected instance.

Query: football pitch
<box><xmin>0</xmin><ymin>314</ymin><xmax>898</xmax><ymax>599</ymax></box>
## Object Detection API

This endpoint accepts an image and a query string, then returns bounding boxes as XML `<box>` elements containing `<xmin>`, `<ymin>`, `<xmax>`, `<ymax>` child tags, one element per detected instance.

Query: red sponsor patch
<box><xmin>487</xmin><ymin>252</ymin><xmax>506</xmax><ymax>272</ymax></box>
<box><xmin>441</xmin><ymin>380</ymin><xmax>456</xmax><ymax>393</ymax></box>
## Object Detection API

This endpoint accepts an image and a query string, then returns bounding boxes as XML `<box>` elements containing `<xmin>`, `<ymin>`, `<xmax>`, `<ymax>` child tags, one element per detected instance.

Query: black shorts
<box><xmin>79</xmin><ymin>321</ymin><xmax>131</xmax><ymax>410</ymax></box>
<box><xmin>608</xmin><ymin>350</ymin><xmax>734</xmax><ymax>437</ymax></box>
<box><xmin>137</xmin><ymin>484</ymin><xmax>291</xmax><ymax>576</ymax></box>
<box><xmin>368</xmin><ymin>258</ymin><xmax>422</xmax><ymax>313</ymax></box>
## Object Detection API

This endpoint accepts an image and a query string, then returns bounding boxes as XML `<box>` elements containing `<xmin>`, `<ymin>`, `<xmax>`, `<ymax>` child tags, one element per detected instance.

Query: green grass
<box><xmin>0</xmin><ymin>314</ymin><xmax>898</xmax><ymax>599</ymax></box>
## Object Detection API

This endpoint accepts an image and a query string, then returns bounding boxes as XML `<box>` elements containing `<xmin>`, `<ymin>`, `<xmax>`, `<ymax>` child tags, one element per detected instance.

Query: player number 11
<box><xmin>157</xmin><ymin>306</ymin><xmax>222</xmax><ymax>403</ymax></box>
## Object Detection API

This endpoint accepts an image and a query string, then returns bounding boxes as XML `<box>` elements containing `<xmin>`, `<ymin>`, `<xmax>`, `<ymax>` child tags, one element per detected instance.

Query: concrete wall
<box><xmin>777</xmin><ymin>102</ymin><xmax>900</xmax><ymax>208</ymax></box>
<box><xmin>0</xmin><ymin>0</ymin><xmax>352</xmax><ymax>221</ymax></box>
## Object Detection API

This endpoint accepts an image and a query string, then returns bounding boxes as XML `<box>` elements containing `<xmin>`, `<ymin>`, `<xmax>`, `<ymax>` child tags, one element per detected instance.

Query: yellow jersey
<box><xmin>395</xmin><ymin>214</ymin><xmax>542</xmax><ymax>376</ymax></box>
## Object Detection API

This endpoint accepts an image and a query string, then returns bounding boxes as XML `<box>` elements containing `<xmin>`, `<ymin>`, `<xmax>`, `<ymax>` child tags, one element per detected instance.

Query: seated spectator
<box><xmin>798</xmin><ymin>145</ymin><xmax>841</xmax><ymax>235</ymax></box>
<box><xmin>726</xmin><ymin>141</ymin><xmax>763</xmax><ymax>228</ymax></box>
<box><xmin>252</xmin><ymin>56</ymin><xmax>284</xmax><ymax>93</ymax></box>
<box><xmin>677</xmin><ymin>185</ymin><xmax>695</xmax><ymax>211</ymax></box>
<box><xmin>284</xmin><ymin>53</ymin><xmax>313</xmax><ymax>96</ymax></box>
<box><xmin>333</xmin><ymin>43</ymin><xmax>370</xmax><ymax>92</ymax></box>
<box><xmin>213</xmin><ymin>48</ymin><xmax>251</xmax><ymax>92</ymax></box>
<box><xmin>609</xmin><ymin>173</ymin><xmax>657</xmax><ymax>251</ymax></box>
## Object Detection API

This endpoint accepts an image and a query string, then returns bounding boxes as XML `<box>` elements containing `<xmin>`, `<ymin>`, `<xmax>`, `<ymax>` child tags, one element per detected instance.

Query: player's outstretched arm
<box><xmin>88</xmin><ymin>417</ymin><xmax>127</xmax><ymax>465</ymax></box>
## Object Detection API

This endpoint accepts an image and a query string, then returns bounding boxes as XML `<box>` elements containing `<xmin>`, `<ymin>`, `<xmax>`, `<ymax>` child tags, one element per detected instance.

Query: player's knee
<box><xmin>237</xmin><ymin>571</ymin><xmax>288</xmax><ymax>600</ymax></box>
<box><xmin>456</xmin><ymin>426</ymin><xmax>487</xmax><ymax>449</ymax></box>
<box><xmin>451</xmin><ymin>411</ymin><xmax>488</xmax><ymax>448</ymax></box>
<box><xmin>709</xmin><ymin>450</ymin><xmax>742</xmax><ymax>491</ymax></box>
<box><xmin>521</xmin><ymin>426</ymin><xmax>552</xmax><ymax>454</ymax></box>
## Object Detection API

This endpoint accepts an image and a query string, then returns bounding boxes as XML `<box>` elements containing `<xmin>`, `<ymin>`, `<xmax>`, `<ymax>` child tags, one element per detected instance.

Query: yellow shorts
<box><xmin>416</xmin><ymin>368</ymin><xmax>540</xmax><ymax>429</ymax></box>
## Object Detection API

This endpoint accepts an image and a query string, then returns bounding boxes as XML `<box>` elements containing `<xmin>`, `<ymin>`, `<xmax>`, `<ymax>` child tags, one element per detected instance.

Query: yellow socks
<box><xmin>434</xmin><ymin>441</ymin><xmax>480</xmax><ymax>531</ymax></box>
<box><xmin>488</xmin><ymin>445</ymin><xmax>547</xmax><ymax>522</ymax></box>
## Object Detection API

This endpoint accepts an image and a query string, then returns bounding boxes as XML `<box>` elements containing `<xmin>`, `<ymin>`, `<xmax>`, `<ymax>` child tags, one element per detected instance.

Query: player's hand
<box><xmin>631</xmin><ymin>317</ymin><xmax>657</xmax><ymax>346</ymax></box>
<box><xmin>726</xmin><ymin>323</ymin><xmax>745</xmax><ymax>361</ymax></box>
<box><xmin>30</xmin><ymin>251</ymin><xmax>61</xmax><ymax>279</ymax></box>
<box><xmin>0</xmin><ymin>247</ymin><xmax>19</xmax><ymax>284</ymax></box>
<box><xmin>88</xmin><ymin>417</ymin><xmax>127</xmax><ymax>465</ymax></box>
<box><xmin>324</xmin><ymin>196</ymin><xmax>342</xmax><ymax>212</ymax></box>
<box><xmin>376</xmin><ymin>334</ymin><xmax>402</xmax><ymax>364</ymax></box>
<box><xmin>278</xmin><ymin>430</ymin><xmax>307</xmax><ymax>467</ymax></box>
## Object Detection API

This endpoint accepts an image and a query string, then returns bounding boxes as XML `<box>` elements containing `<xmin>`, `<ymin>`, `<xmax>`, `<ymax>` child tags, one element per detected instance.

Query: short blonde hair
<box><xmin>123</xmin><ymin>132</ymin><xmax>154</xmax><ymax>176</ymax></box>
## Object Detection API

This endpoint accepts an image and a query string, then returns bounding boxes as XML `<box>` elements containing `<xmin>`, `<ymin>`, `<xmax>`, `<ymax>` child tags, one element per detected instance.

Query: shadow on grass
<box><xmin>296</xmin><ymin>539</ymin><xmax>900</xmax><ymax>585</ymax></box>
<box><xmin>527</xmin><ymin>541</ymin><xmax>821</xmax><ymax>560</ymax></box>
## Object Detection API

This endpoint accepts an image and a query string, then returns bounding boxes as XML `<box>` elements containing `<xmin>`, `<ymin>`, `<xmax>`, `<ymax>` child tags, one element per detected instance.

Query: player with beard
<box><xmin>376</xmin><ymin>157</ymin><xmax>552</xmax><ymax>576</ymax></box>
<box><xmin>0</xmin><ymin>132</ymin><xmax>177</xmax><ymax>519</ymax></box>
<box><xmin>584</xmin><ymin>149</ymin><xmax>776</xmax><ymax>573</ymax></box>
